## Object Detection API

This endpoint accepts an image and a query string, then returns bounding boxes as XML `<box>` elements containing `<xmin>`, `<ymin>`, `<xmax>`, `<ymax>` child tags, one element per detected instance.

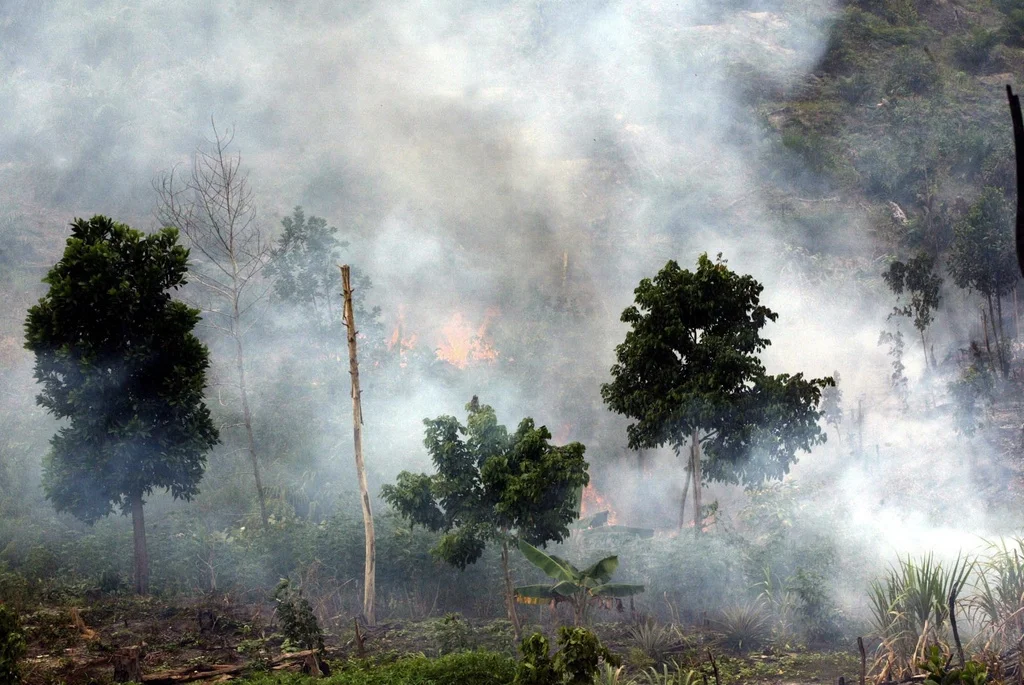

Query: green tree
<box><xmin>381</xmin><ymin>397</ymin><xmax>589</xmax><ymax>639</ymax></box>
<box><xmin>601</xmin><ymin>254</ymin><xmax>831</xmax><ymax>531</ymax></box>
<box><xmin>24</xmin><ymin>216</ymin><xmax>219</xmax><ymax>594</ymax></box>
<box><xmin>947</xmin><ymin>187</ymin><xmax>1018</xmax><ymax>377</ymax></box>
<box><xmin>266</xmin><ymin>206</ymin><xmax>381</xmax><ymax>352</ymax></box>
<box><xmin>882</xmin><ymin>253</ymin><xmax>942</xmax><ymax>369</ymax></box>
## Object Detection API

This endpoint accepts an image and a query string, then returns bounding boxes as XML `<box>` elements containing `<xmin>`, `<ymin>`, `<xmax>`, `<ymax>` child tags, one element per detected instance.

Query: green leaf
<box><xmin>518</xmin><ymin>539</ymin><xmax>577</xmax><ymax>582</ymax></box>
<box><xmin>581</xmin><ymin>556</ymin><xmax>618</xmax><ymax>584</ymax></box>
<box><xmin>552</xmin><ymin>580</ymin><xmax>582</xmax><ymax>596</ymax></box>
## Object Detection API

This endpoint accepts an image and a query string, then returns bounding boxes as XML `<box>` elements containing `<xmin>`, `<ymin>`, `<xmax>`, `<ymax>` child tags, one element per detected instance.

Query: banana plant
<box><xmin>514</xmin><ymin>539</ymin><xmax>645</xmax><ymax>625</ymax></box>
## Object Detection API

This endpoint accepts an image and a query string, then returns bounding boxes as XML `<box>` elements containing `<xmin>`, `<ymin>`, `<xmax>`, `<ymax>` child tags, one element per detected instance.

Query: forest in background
<box><xmin>2</xmin><ymin>0</ymin><xmax>1024</xmax><ymax>683</ymax></box>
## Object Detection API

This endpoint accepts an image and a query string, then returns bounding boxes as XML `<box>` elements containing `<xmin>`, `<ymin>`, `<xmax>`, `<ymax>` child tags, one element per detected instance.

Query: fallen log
<box><xmin>139</xmin><ymin>649</ymin><xmax>320</xmax><ymax>684</ymax></box>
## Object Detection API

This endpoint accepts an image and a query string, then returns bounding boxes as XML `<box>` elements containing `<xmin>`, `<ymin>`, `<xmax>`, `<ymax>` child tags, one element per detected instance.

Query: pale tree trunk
<box><xmin>131</xmin><ymin>493</ymin><xmax>149</xmax><ymax>595</ymax></box>
<box><xmin>678</xmin><ymin>460</ymin><xmax>692</xmax><ymax>532</ymax></box>
<box><xmin>919</xmin><ymin>329</ymin><xmax>929</xmax><ymax>371</ymax></box>
<box><xmin>341</xmin><ymin>265</ymin><xmax>376</xmax><ymax>625</ymax></box>
<box><xmin>233</xmin><ymin>309</ymin><xmax>268</xmax><ymax>529</ymax></box>
<box><xmin>500</xmin><ymin>539</ymin><xmax>522</xmax><ymax>640</ymax></box>
<box><xmin>691</xmin><ymin>429</ymin><xmax>702</xmax><ymax>533</ymax></box>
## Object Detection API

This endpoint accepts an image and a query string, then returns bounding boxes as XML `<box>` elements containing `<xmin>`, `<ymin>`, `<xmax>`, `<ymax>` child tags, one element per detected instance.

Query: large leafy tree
<box><xmin>601</xmin><ymin>254</ymin><xmax>831</xmax><ymax>531</ymax></box>
<box><xmin>882</xmin><ymin>252</ymin><xmax>942</xmax><ymax>369</ymax></box>
<box><xmin>381</xmin><ymin>397</ymin><xmax>589</xmax><ymax>639</ymax></box>
<box><xmin>947</xmin><ymin>187</ymin><xmax>1018</xmax><ymax>377</ymax></box>
<box><xmin>24</xmin><ymin>216</ymin><xmax>219</xmax><ymax>594</ymax></box>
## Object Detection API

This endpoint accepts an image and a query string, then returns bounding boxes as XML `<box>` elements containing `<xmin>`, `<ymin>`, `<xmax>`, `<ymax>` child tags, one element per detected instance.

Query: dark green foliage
<box><xmin>919</xmin><ymin>645</ymin><xmax>987</xmax><ymax>685</ymax></box>
<box><xmin>23</xmin><ymin>216</ymin><xmax>219</xmax><ymax>523</ymax></box>
<box><xmin>887</xmin><ymin>47</ymin><xmax>941</xmax><ymax>96</ymax></box>
<box><xmin>514</xmin><ymin>633</ymin><xmax>555</xmax><ymax>685</ymax></box>
<box><xmin>552</xmin><ymin>626</ymin><xmax>619</xmax><ymax>684</ymax></box>
<box><xmin>0</xmin><ymin>605</ymin><xmax>26</xmax><ymax>684</ymax></box>
<box><xmin>431</xmin><ymin>613</ymin><xmax>472</xmax><ymax>655</ymax></box>
<box><xmin>949</xmin><ymin>344</ymin><xmax>993</xmax><ymax>438</ymax></box>
<box><xmin>948</xmin><ymin>188</ymin><xmax>1017</xmax><ymax>299</ymax></box>
<box><xmin>953</xmin><ymin>27</ymin><xmax>1000</xmax><ymax>72</ymax></box>
<box><xmin>381</xmin><ymin>399</ymin><xmax>589</xmax><ymax>569</ymax></box>
<box><xmin>1002</xmin><ymin>10</ymin><xmax>1024</xmax><ymax>46</ymax></box>
<box><xmin>514</xmin><ymin>539</ymin><xmax>644</xmax><ymax>626</ymax></box>
<box><xmin>789</xmin><ymin>569</ymin><xmax>844</xmax><ymax>646</ymax></box>
<box><xmin>836</xmin><ymin>72</ymin><xmax>875</xmax><ymax>105</ymax></box>
<box><xmin>601</xmin><ymin>254</ymin><xmax>831</xmax><ymax>487</ymax></box>
<box><xmin>273</xmin><ymin>579</ymin><xmax>324</xmax><ymax>652</ymax></box>
<box><xmin>883</xmin><ymin>253</ymin><xmax>942</xmax><ymax>364</ymax></box>
<box><xmin>878</xmin><ymin>329</ymin><xmax>909</xmax><ymax>409</ymax></box>
<box><xmin>515</xmin><ymin>627</ymin><xmax>618</xmax><ymax>685</ymax></box>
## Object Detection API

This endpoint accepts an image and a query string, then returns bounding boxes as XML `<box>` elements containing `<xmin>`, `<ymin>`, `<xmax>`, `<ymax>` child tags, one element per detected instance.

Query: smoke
<box><xmin>4</xmin><ymin>0</ymin><xmax>1020</xmax><ymax>628</ymax></box>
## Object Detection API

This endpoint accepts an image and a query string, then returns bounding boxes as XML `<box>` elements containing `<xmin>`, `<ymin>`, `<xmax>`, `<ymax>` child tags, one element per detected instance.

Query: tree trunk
<box><xmin>131</xmin><ymin>493</ymin><xmax>149</xmax><ymax>595</ymax></box>
<box><xmin>113</xmin><ymin>646</ymin><xmax>142</xmax><ymax>682</ymax></box>
<box><xmin>233</xmin><ymin>323</ymin><xmax>268</xmax><ymax>530</ymax></box>
<box><xmin>341</xmin><ymin>265</ymin><xmax>376</xmax><ymax>626</ymax></box>
<box><xmin>691</xmin><ymin>429</ymin><xmax>702</xmax><ymax>533</ymax></box>
<box><xmin>987</xmin><ymin>293</ymin><xmax>1006</xmax><ymax>378</ymax></box>
<box><xmin>500</xmin><ymin>539</ymin><xmax>522</xmax><ymax>640</ymax></box>
<box><xmin>678</xmin><ymin>460</ymin><xmax>692</xmax><ymax>532</ymax></box>
<box><xmin>919</xmin><ymin>329</ymin><xmax>929</xmax><ymax>371</ymax></box>
<box><xmin>982</xmin><ymin>307</ymin><xmax>998</xmax><ymax>378</ymax></box>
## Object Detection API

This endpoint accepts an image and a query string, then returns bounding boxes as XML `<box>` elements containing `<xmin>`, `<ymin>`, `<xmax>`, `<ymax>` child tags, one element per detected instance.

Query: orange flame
<box><xmin>387</xmin><ymin>305</ymin><xmax>418</xmax><ymax>368</ymax></box>
<box><xmin>580</xmin><ymin>483</ymin><xmax>619</xmax><ymax>525</ymax></box>
<box><xmin>435</xmin><ymin>309</ymin><xmax>499</xmax><ymax>369</ymax></box>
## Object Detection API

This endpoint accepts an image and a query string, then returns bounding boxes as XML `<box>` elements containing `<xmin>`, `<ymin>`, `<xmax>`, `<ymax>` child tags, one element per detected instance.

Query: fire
<box><xmin>435</xmin><ymin>309</ymin><xmax>499</xmax><ymax>369</ymax></box>
<box><xmin>387</xmin><ymin>305</ymin><xmax>418</xmax><ymax>368</ymax></box>
<box><xmin>580</xmin><ymin>483</ymin><xmax>619</xmax><ymax>525</ymax></box>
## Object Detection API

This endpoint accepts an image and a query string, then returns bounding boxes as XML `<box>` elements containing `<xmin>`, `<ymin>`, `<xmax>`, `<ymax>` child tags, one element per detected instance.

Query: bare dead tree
<box><xmin>154</xmin><ymin>120</ymin><xmax>271</xmax><ymax>529</ymax></box>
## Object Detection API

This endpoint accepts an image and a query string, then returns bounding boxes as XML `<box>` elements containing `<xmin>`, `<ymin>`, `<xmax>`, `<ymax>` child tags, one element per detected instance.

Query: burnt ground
<box><xmin>15</xmin><ymin>595</ymin><xmax>862</xmax><ymax>684</ymax></box>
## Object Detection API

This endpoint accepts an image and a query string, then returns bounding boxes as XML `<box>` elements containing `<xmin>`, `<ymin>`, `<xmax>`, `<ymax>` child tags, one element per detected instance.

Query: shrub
<box><xmin>431</xmin><ymin>613</ymin><xmax>472</xmax><ymax>655</ymax></box>
<box><xmin>886</xmin><ymin>47</ymin><xmax>941</xmax><ymax>96</ymax></box>
<box><xmin>837</xmin><ymin>72</ymin><xmax>875</xmax><ymax>105</ymax></box>
<box><xmin>553</xmin><ymin>626</ymin><xmax>620</xmax><ymax>685</ymax></box>
<box><xmin>273</xmin><ymin>579</ymin><xmax>324</xmax><ymax>652</ymax></box>
<box><xmin>714</xmin><ymin>602</ymin><xmax>770</xmax><ymax>654</ymax></box>
<box><xmin>515</xmin><ymin>627</ymin><xmax>619</xmax><ymax>685</ymax></box>
<box><xmin>514</xmin><ymin>633</ymin><xmax>555</xmax><ymax>685</ymax></box>
<box><xmin>1002</xmin><ymin>10</ymin><xmax>1024</xmax><ymax>46</ymax></box>
<box><xmin>953</xmin><ymin>27</ymin><xmax>999</xmax><ymax>71</ymax></box>
<box><xmin>0</xmin><ymin>605</ymin><xmax>26</xmax><ymax>685</ymax></box>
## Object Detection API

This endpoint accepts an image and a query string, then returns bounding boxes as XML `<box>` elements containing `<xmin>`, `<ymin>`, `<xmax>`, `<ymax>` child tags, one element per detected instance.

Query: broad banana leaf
<box><xmin>518</xmin><ymin>539</ymin><xmax>578</xmax><ymax>582</ymax></box>
<box><xmin>581</xmin><ymin>556</ymin><xmax>618</xmax><ymax>584</ymax></box>
<box><xmin>590</xmin><ymin>583</ymin><xmax>645</xmax><ymax>597</ymax></box>
<box><xmin>552</xmin><ymin>580</ymin><xmax>581</xmax><ymax>596</ymax></box>
<box><xmin>514</xmin><ymin>584</ymin><xmax>559</xmax><ymax>605</ymax></box>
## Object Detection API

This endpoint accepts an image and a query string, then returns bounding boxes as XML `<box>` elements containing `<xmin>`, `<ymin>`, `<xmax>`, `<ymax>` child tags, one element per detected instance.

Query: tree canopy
<box><xmin>381</xmin><ymin>397</ymin><xmax>589</xmax><ymax>637</ymax></box>
<box><xmin>24</xmin><ymin>216</ymin><xmax>218</xmax><ymax>591</ymax></box>
<box><xmin>601</xmin><ymin>254</ymin><xmax>831</xmax><ymax>527</ymax></box>
<box><xmin>381</xmin><ymin>398</ymin><xmax>589</xmax><ymax>568</ymax></box>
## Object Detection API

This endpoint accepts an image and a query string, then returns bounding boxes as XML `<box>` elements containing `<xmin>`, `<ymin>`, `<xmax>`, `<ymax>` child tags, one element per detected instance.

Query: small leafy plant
<box><xmin>919</xmin><ymin>645</ymin><xmax>987</xmax><ymax>685</ymax></box>
<box><xmin>273</xmin><ymin>579</ymin><xmax>324</xmax><ymax>652</ymax></box>
<box><xmin>514</xmin><ymin>627</ymin><xmax>619</xmax><ymax>685</ymax></box>
<box><xmin>0</xmin><ymin>605</ymin><xmax>27</xmax><ymax>684</ymax></box>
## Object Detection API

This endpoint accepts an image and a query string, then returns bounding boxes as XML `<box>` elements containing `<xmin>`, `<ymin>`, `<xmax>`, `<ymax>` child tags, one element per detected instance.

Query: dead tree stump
<box><xmin>113</xmin><ymin>646</ymin><xmax>142</xmax><ymax>682</ymax></box>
